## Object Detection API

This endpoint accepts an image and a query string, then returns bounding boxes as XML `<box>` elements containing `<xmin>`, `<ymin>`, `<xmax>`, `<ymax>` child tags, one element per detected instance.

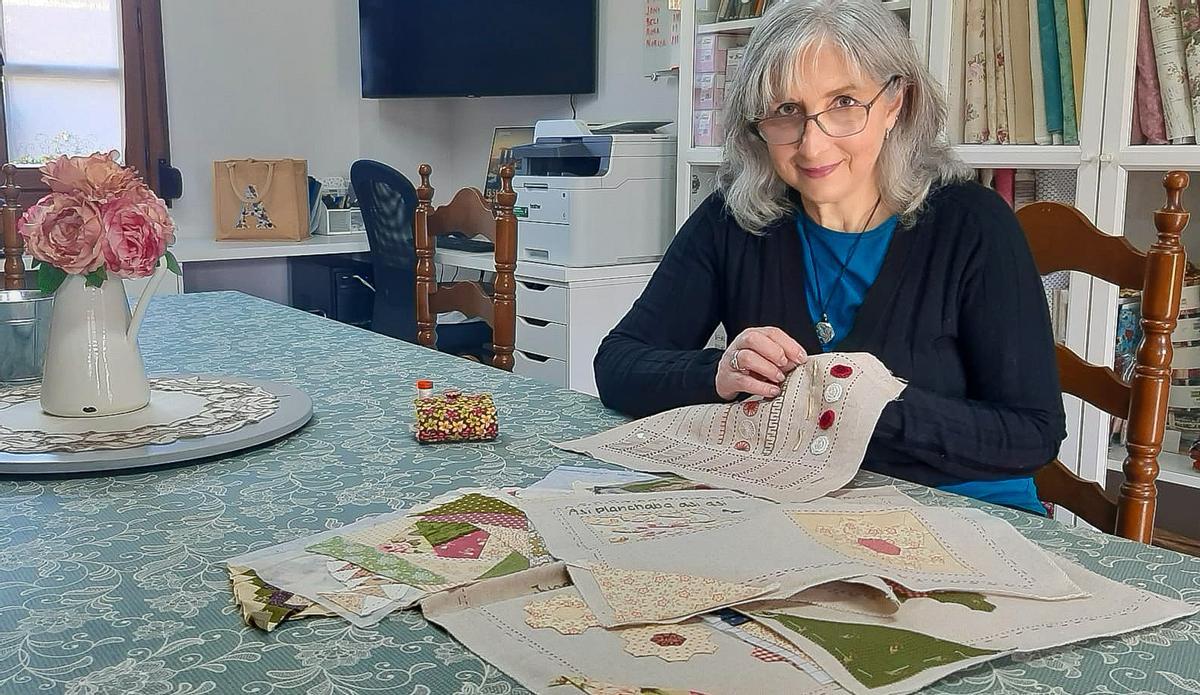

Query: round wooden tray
<box><xmin>0</xmin><ymin>375</ymin><xmax>312</xmax><ymax>476</ymax></box>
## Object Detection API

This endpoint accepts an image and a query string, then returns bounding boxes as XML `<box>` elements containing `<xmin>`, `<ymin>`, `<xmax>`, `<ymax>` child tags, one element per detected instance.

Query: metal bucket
<box><xmin>0</xmin><ymin>289</ymin><xmax>53</xmax><ymax>384</ymax></box>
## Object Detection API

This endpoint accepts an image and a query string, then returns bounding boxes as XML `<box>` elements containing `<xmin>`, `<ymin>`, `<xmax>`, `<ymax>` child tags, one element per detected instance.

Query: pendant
<box><xmin>815</xmin><ymin>319</ymin><xmax>836</xmax><ymax>346</ymax></box>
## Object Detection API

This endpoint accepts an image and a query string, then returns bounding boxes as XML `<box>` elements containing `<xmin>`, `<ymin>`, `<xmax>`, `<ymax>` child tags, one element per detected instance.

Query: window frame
<box><xmin>0</xmin><ymin>0</ymin><xmax>171</xmax><ymax>199</ymax></box>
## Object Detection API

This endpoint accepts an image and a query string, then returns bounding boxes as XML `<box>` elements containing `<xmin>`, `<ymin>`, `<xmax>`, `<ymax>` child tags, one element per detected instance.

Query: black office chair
<box><xmin>350</xmin><ymin>159</ymin><xmax>491</xmax><ymax>356</ymax></box>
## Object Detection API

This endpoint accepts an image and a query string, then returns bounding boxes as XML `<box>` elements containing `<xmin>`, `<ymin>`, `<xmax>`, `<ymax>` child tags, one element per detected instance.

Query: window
<box><xmin>0</xmin><ymin>0</ymin><xmax>172</xmax><ymax>198</ymax></box>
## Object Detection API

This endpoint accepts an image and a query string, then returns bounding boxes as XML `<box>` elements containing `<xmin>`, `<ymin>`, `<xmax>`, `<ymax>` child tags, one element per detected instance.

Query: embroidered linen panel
<box><xmin>555</xmin><ymin>353</ymin><xmax>905</xmax><ymax>503</ymax></box>
<box><xmin>421</xmin><ymin>564</ymin><xmax>842</xmax><ymax>695</ymax></box>
<box><xmin>522</xmin><ymin>492</ymin><xmax>1085</xmax><ymax>627</ymax></box>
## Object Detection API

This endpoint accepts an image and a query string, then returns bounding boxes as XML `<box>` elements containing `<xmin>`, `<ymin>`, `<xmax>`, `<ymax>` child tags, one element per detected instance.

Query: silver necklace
<box><xmin>799</xmin><ymin>196</ymin><xmax>883</xmax><ymax>346</ymax></box>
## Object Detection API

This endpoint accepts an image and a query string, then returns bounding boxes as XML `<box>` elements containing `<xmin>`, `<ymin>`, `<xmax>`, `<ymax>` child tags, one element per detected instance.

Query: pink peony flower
<box><xmin>98</xmin><ymin>187</ymin><xmax>176</xmax><ymax>279</ymax></box>
<box><xmin>41</xmin><ymin>151</ymin><xmax>138</xmax><ymax>201</ymax></box>
<box><xmin>18</xmin><ymin>193</ymin><xmax>105</xmax><ymax>275</ymax></box>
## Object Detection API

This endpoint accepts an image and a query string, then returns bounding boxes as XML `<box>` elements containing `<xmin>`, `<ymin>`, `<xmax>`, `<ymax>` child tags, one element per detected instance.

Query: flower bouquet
<box><xmin>17</xmin><ymin>151</ymin><xmax>180</xmax><ymax>417</ymax></box>
<box><xmin>19</xmin><ymin>150</ymin><xmax>179</xmax><ymax>291</ymax></box>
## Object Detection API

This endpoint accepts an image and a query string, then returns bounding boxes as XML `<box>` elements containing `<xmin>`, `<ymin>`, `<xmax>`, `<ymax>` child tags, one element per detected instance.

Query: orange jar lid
<box><xmin>416</xmin><ymin>379</ymin><xmax>434</xmax><ymax>389</ymax></box>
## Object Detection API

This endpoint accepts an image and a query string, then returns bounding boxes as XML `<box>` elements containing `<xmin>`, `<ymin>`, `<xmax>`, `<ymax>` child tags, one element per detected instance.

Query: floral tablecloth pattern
<box><xmin>1</xmin><ymin>292</ymin><xmax>1198</xmax><ymax>695</ymax></box>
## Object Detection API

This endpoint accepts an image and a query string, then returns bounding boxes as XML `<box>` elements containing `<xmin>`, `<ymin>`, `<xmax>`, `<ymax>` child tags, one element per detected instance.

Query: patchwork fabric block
<box><xmin>228</xmin><ymin>565</ymin><xmax>334</xmax><ymax>632</ymax></box>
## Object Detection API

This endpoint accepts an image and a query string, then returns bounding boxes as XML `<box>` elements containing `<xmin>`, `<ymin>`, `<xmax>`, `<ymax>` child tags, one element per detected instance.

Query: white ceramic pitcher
<box><xmin>40</xmin><ymin>266</ymin><xmax>168</xmax><ymax>417</ymax></box>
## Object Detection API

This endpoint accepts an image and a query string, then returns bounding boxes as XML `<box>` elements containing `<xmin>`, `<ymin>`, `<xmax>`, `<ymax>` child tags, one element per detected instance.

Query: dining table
<box><xmin>1</xmin><ymin>291</ymin><xmax>1198</xmax><ymax>695</ymax></box>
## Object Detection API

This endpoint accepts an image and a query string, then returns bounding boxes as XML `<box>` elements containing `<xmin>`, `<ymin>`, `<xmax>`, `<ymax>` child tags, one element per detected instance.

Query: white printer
<box><xmin>510</xmin><ymin>119</ymin><xmax>677</xmax><ymax>266</ymax></box>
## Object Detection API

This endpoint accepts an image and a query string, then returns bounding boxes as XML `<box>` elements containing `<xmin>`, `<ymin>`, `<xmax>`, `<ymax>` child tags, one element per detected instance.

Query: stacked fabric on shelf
<box><xmin>958</xmin><ymin>0</ymin><xmax>1087</xmax><ymax>145</ymax></box>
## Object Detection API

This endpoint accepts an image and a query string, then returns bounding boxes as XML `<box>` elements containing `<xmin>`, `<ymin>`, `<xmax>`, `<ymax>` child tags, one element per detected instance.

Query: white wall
<box><xmin>162</xmin><ymin>0</ymin><xmax>677</xmax><ymax>237</ymax></box>
<box><xmin>162</xmin><ymin>0</ymin><xmax>363</xmax><ymax>237</ymax></box>
<box><xmin>370</xmin><ymin>0</ymin><xmax>680</xmax><ymax>195</ymax></box>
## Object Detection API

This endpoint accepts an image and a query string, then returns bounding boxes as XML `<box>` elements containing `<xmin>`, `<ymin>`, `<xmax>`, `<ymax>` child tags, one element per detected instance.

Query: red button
<box><xmin>818</xmin><ymin>410</ymin><xmax>835</xmax><ymax>429</ymax></box>
<box><xmin>830</xmin><ymin>364</ymin><xmax>853</xmax><ymax>378</ymax></box>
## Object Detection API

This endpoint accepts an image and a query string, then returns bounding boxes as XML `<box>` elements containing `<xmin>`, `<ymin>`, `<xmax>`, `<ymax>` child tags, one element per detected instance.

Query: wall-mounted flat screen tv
<box><xmin>359</xmin><ymin>0</ymin><xmax>599</xmax><ymax>98</ymax></box>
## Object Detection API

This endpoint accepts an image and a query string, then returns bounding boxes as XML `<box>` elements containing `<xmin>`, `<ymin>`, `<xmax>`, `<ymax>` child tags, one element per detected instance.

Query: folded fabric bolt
<box><xmin>556</xmin><ymin>352</ymin><xmax>906</xmax><ymax>502</ymax></box>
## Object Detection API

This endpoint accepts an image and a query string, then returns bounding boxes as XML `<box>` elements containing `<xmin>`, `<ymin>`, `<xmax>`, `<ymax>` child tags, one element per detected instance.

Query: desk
<box><xmin>0</xmin><ymin>292</ymin><xmax>1196</xmax><ymax>695</ymax></box>
<box><xmin>167</xmin><ymin>236</ymin><xmax>493</xmax><ymax>308</ymax></box>
<box><xmin>171</xmin><ymin>233</ymin><xmax>370</xmax><ymax>263</ymax></box>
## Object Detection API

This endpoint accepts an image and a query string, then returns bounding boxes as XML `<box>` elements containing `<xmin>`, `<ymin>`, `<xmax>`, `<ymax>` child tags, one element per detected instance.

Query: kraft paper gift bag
<box><xmin>214</xmin><ymin>158</ymin><xmax>310</xmax><ymax>241</ymax></box>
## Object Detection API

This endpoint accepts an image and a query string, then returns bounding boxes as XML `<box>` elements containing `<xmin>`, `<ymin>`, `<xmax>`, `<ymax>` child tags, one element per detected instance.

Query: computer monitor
<box><xmin>484</xmin><ymin>126</ymin><xmax>535</xmax><ymax>201</ymax></box>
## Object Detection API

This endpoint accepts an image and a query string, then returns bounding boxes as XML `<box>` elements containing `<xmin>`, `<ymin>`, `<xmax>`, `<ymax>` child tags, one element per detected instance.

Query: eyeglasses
<box><xmin>754</xmin><ymin>77</ymin><xmax>900</xmax><ymax>146</ymax></box>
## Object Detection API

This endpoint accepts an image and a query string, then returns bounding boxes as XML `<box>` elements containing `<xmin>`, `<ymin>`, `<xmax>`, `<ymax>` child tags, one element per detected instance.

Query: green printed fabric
<box><xmin>1037</xmin><ymin>0</ymin><xmax>1064</xmax><ymax>136</ymax></box>
<box><xmin>1052</xmin><ymin>0</ymin><xmax>1079</xmax><ymax>143</ymax></box>
<box><xmin>412</xmin><ymin>520</ymin><xmax>478</xmax><ymax>547</ymax></box>
<box><xmin>476</xmin><ymin>551</ymin><xmax>530</xmax><ymax>579</ymax></box>
<box><xmin>758</xmin><ymin>612</ymin><xmax>998</xmax><ymax>689</ymax></box>
<box><xmin>417</xmin><ymin>492</ymin><xmax>525</xmax><ymax>518</ymax></box>
<box><xmin>917</xmin><ymin>592</ymin><xmax>996</xmax><ymax>613</ymax></box>
<box><xmin>306</xmin><ymin>536</ymin><xmax>448</xmax><ymax>586</ymax></box>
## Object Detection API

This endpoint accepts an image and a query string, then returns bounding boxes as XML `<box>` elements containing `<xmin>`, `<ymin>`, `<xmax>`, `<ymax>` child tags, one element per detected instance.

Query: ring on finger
<box><xmin>729</xmin><ymin>348</ymin><xmax>747</xmax><ymax>373</ymax></box>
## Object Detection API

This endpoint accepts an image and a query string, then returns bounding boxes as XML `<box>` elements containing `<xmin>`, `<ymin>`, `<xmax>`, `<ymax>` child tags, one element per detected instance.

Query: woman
<box><xmin>594</xmin><ymin>0</ymin><xmax>1065</xmax><ymax>515</ymax></box>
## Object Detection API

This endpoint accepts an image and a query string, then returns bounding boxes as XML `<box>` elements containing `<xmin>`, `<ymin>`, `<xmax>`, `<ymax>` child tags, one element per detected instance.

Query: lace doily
<box><xmin>0</xmin><ymin>377</ymin><xmax>280</xmax><ymax>454</ymax></box>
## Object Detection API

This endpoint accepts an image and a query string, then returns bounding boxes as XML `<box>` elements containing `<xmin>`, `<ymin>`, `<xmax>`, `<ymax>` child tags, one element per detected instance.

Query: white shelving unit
<box><xmin>1108</xmin><ymin>447</ymin><xmax>1200</xmax><ymax>491</ymax></box>
<box><xmin>673</xmin><ymin>0</ymin><xmax>1200</xmax><ymax>509</ymax></box>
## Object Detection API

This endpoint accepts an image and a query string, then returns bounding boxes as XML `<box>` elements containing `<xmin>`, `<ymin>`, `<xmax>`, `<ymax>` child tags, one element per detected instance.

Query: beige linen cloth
<box><xmin>556</xmin><ymin>352</ymin><xmax>906</xmax><ymax>503</ymax></box>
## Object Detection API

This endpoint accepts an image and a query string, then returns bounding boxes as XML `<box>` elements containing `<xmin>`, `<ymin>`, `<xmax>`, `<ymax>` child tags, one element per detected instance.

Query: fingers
<box><xmin>735</xmin><ymin>328</ymin><xmax>806</xmax><ymax>369</ymax></box>
<box><xmin>734</xmin><ymin>348</ymin><xmax>786</xmax><ymax>383</ymax></box>
<box><xmin>717</xmin><ymin>327</ymin><xmax>806</xmax><ymax>401</ymax></box>
<box><xmin>755</xmin><ymin>326</ymin><xmax>807</xmax><ymax>365</ymax></box>
<box><xmin>726</xmin><ymin>371</ymin><xmax>781</xmax><ymax>399</ymax></box>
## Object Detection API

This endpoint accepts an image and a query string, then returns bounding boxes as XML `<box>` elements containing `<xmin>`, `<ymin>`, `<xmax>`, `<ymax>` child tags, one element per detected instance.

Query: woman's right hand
<box><xmin>716</xmin><ymin>327</ymin><xmax>807</xmax><ymax>401</ymax></box>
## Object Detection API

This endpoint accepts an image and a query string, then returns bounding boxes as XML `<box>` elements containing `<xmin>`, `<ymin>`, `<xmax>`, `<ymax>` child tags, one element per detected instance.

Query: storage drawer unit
<box><xmin>513</xmin><ymin>349</ymin><xmax>568</xmax><ymax>387</ymax></box>
<box><xmin>515</xmin><ymin>316</ymin><xmax>568</xmax><ymax>360</ymax></box>
<box><xmin>515</xmin><ymin>280</ymin><xmax>569</xmax><ymax>323</ymax></box>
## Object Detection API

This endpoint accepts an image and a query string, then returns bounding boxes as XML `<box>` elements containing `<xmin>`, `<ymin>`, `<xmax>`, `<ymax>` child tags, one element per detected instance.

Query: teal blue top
<box><xmin>937</xmin><ymin>477</ymin><xmax>1048</xmax><ymax>516</ymax></box>
<box><xmin>795</xmin><ymin>209</ymin><xmax>897</xmax><ymax>353</ymax></box>
<box><xmin>796</xmin><ymin>211</ymin><xmax>1046</xmax><ymax>516</ymax></box>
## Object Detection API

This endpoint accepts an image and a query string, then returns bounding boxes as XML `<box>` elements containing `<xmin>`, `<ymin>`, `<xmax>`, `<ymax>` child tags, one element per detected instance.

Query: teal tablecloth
<box><xmin>1</xmin><ymin>292</ymin><xmax>1198</xmax><ymax>695</ymax></box>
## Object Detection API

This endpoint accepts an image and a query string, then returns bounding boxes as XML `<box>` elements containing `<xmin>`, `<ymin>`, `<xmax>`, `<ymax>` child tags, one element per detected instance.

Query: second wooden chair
<box><xmin>1017</xmin><ymin>171</ymin><xmax>1198</xmax><ymax>555</ymax></box>
<box><xmin>413</xmin><ymin>163</ymin><xmax>517</xmax><ymax>371</ymax></box>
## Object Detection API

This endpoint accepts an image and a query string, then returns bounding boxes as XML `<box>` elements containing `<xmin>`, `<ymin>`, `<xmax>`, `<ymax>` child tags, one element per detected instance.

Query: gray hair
<box><xmin>718</xmin><ymin>0</ymin><xmax>971</xmax><ymax>232</ymax></box>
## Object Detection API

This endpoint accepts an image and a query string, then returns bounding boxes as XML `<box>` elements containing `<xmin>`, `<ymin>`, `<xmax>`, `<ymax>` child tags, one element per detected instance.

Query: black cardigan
<box><xmin>593</xmin><ymin>181</ymin><xmax>1067</xmax><ymax>488</ymax></box>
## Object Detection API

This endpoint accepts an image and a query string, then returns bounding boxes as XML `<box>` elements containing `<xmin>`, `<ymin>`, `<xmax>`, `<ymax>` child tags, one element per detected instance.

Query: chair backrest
<box><xmin>350</xmin><ymin>159</ymin><xmax>419</xmax><ymax>342</ymax></box>
<box><xmin>1015</xmin><ymin>171</ymin><xmax>1190</xmax><ymax>544</ymax></box>
<box><xmin>412</xmin><ymin>162</ymin><xmax>517</xmax><ymax>371</ymax></box>
<box><xmin>2</xmin><ymin>163</ymin><xmax>25</xmax><ymax>290</ymax></box>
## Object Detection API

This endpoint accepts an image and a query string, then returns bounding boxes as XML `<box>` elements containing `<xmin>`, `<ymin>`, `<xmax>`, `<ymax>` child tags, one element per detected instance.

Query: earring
<box><xmin>884</xmin><ymin>127</ymin><xmax>893</xmax><ymax>140</ymax></box>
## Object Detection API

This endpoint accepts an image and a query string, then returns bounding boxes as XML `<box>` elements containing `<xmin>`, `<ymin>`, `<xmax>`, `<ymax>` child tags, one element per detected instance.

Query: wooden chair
<box><xmin>413</xmin><ymin>163</ymin><xmax>517</xmax><ymax>371</ymax></box>
<box><xmin>2</xmin><ymin>163</ymin><xmax>25</xmax><ymax>290</ymax></box>
<box><xmin>1017</xmin><ymin>171</ymin><xmax>1198</xmax><ymax>555</ymax></box>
